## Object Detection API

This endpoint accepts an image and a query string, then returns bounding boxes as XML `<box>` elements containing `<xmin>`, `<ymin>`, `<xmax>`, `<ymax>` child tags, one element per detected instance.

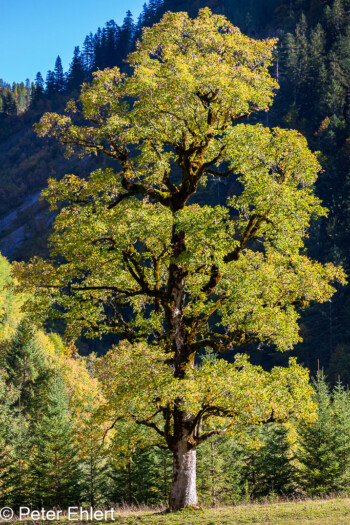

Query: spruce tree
<box><xmin>104</xmin><ymin>20</ymin><xmax>119</xmax><ymax>68</ymax></box>
<box><xmin>297</xmin><ymin>373</ymin><xmax>343</xmax><ymax>495</ymax></box>
<box><xmin>0</xmin><ymin>370</ymin><xmax>19</xmax><ymax>506</ymax></box>
<box><xmin>31</xmin><ymin>73</ymin><xmax>45</xmax><ymax>109</ymax></box>
<box><xmin>29</xmin><ymin>376</ymin><xmax>81</xmax><ymax>508</ymax></box>
<box><xmin>197</xmin><ymin>435</ymin><xmax>244</xmax><ymax>505</ymax></box>
<box><xmin>2</xmin><ymin>91</ymin><xmax>17</xmax><ymax>115</ymax></box>
<box><xmin>332</xmin><ymin>381</ymin><xmax>350</xmax><ymax>489</ymax></box>
<box><xmin>82</xmin><ymin>33</ymin><xmax>95</xmax><ymax>74</ymax></box>
<box><xmin>1</xmin><ymin>321</ymin><xmax>50</xmax><ymax>506</ymax></box>
<box><xmin>116</xmin><ymin>11</ymin><xmax>135</xmax><ymax>67</ymax></box>
<box><xmin>4</xmin><ymin>320</ymin><xmax>50</xmax><ymax>414</ymax></box>
<box><xmin>253</xmin><ymin>424</ymin><xmax>295</xmax><ymax>497</ymax></box>
<box><xmin>1</xmin><ymin>409</ymin><xmax>32</xmax><ymax>509</ymax></box>
<box><xmin>54</xmin><ymin>56</ymin><xmax>65</xmax><ymax>93</ymax></box>
<box><xmin>285</xmin><ymin>14</ymin><xmax>309</xmax><ymax>107</ymax></box>
<box><xmin>45</xmin><ymin>71</ymin><xmax>56</xmax><ymax>96</ymax></box>
<box><xmin>80</xmin><ymin>399</ymin><xmax>109</xmax><ymax>507</ymax></box>
<box><xmin>67</xmin><ymin>47</ymin><xmax>85</xmax><ymax>93</ymax></box>
<box><xmin>93</xmin><ymin>28</ymin><xmax>104</xmax><ymax>70</ymax></box>
<box><xmin>106</xmin><ymin>444</ymin><xmax>172</xmax><ymax>505</ymax></box>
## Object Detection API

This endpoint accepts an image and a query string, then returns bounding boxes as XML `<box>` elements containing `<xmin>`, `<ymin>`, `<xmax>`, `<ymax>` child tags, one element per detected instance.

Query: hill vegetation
<box><xmin>1</xmin><ymin>245</ymin><xmax>350</xmax><ymax>508</ymax></box>
<box><xmin>1</xmin><ymin>0</ymin><xmax>349</xmax><ymax>380</ymax></box>
<box><xmin>0</xmin><ymin>2</ymin><xmax>350</xmax><ymax>512</ymax></box>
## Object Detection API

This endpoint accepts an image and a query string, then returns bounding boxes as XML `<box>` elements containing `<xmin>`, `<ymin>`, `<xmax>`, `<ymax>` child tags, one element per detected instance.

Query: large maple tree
<box><xmin>15</xmin><ymin>9</ymin><xmax>345</xmax><ymax>510</ymax></box>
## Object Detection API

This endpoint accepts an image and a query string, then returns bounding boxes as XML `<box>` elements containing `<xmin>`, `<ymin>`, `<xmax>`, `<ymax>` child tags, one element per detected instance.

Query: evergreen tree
<box><xmin>104</xmin><ymin>20</ymin><xmax>119</xmax><ymax>68</ymax></box>
<box><xmin>4</xmin><ymin>320</ymin><xmax>50</xmax><ymax>414</ymax></box>
<box><xmin>197</xmin><ymin>435</ymin><xmax>244</xmax><ymax>505</ymax></box>
<box><xmin>2</xmin><ymin>90</ymin><xmax>17</xmax><ymax>115</ymax></box>
<box><xmin>106</xmin><ymin>444</ymin><xmax>172</xmax><ymax>505</ymax></box>
<box><xmin>325</xmin><ymin>0</ymin><xmax>345</xmax><ymax>40</ymax></box>
<box><xmin>116</xmin><ymin>10</ymin><xmax>135</xmax><ymax>67</ymax></box>
<box><xmin>0</xmin><ymin>369</ymin><xmax>19</xmax><ymax>506</ymax></box>
<box><xmin>67</xmin><ymin>47</ymin><xmax>85</xmax><ymax>93</ymax></box>
<box><xmin>307</xmin><ymin>24</ymin><xmax>327</xmax><ymax>122</ymax></box>
<box><xmin>253</xmin><ymin>424</ymin><xmax>295</xmax><ymax>497</ymax></box>
<box><xmin>136</xmin><ymin>3</ymin><xmax>150</xmax><ymax>36</ymax></box>
<box><xmin>0</xmin><ymin>320</ymin><xmax>50</xmax><ymax>506</ymax></box>
<box><xmin>325</xmin><ymin>52</ymin><xmax>347</xmax><ymax>116</ymax></box>
<box><xmin>285</xmin><ymin>14</ymin><xmax>309</xmax><ymax>107</ymax></box>
<box><xmin>80</xmin><ymin>396</ymin><xmax>109</xmax><ymax>507</ymax></box>
<box><xmin>297</xmin><ymin>373</ymin><xmax>344</xmax><ymax>494</ymax></box>
<box><xmin>82</xmin><ymin>33</ymin><xmax>95</xmax><ymax>75</ymax></box>
<box><xmin>29</xmin><ymin>376</ymin><xmax>81</xmax><ymax>508</ymax></box>
<box><xmin>0</xmin><ymin>409</ymin><xmax>31</xmax><ymax>509</ymax></box>
<box><xmin>54</xmin><ymin>56</ymin><xmax>65</xmax><ymax>93</ymax></box>
<box><xmin>93</xmin><ymin>28</ymin><xmax>104</xmax><ymax>70</ymax></box>
<box><xmin>45</xmin><ymin>70</ymin><xmax>56</xmax><ymax>96</ymax></box>
<box><xmin>31</xmin><ymin>72</ymin><xmax>45</xmax><ymax>108</ymax></box>
<box><xmin>332</xmin><ymin>381</ymin><xmax>350</xmax><ymax>488</ymax></box>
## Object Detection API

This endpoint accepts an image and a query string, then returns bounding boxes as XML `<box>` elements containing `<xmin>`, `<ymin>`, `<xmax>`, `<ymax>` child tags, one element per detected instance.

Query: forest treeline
<box><xmin>0</xmin><ymin>254</ymin><xmax>349</xmax><ymax>507</ymax></box>
<box><xmin>0</xmin><ymin>0</ymin><xmax>350</xmax><ymax>379</ymax></box>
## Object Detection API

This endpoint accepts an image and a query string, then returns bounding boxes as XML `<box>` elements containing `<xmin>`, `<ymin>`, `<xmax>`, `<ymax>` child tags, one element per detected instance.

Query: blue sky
<box><xmin>0</xmin><ymin>0</ymin><xmax>145</xmax><ymax>84</ymax></box>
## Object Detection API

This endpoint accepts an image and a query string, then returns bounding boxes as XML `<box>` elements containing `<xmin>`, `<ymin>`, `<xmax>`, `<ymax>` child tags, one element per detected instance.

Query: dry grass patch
<box><xmin>10</xmin><ymin>497</ymin><xmax>350</xmax><ymax>525</ymax></box>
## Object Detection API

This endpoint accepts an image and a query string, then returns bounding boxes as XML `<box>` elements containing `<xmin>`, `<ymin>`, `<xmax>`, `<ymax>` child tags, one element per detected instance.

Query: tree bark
<box><xmin>169</xmin><ymin>435</ymin><xmax>199</xmax><ymax>511</ymax></box>
<box><xmin>166</xmin><ymin>227</ymin><xmax>201</xmax><ymax>511</ymax></box>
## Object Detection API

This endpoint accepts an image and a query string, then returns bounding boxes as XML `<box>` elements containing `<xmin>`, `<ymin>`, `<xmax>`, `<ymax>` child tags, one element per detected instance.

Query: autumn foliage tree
<box><xmin>14</xmin><ymin>9</ymin><xmax>345</xmax><ymax>510</ymax></box>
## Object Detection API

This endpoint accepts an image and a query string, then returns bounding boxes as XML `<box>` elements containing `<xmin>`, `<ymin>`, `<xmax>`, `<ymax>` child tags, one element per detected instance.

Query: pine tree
<box><xmin>116</xmin><ymin>11</ymin><xmax>135</xmax><ymax>67</ymax></box>
<box><xmin>105</xmin><ymin>20</ymin><xmax>119</xmax><ymax>68</ymax></box>
<box><xmin>67</xmin><ymin>47</ymin><xmax>85</xmax><ymax>93</ymax></box>
<box><xmin>1</xmin><ymin>409</ymin><xmax>32</xmax><ymax>509</ymax></box>
<box><xmin>136</xmin><ymin>3</ymin><xmax>150</xmax><ymax>36</ymax></box>
<box><xmin>0</xmin><ymin>369</ymin><xmax>19</xmax><ymax>506</ymax></box>
<box><xmin>197</xmin><ymin>435</ymin><xmax>244</xmax><ymax>505</ymax></box>
<box><xmin>307</xmin><ymin>24</ymin><xmax>327</xmax><ymax>122</ymax></box>
<box><xmin>79</xmin><ymin>398</ymin><xmax>109</xmax><ymax>507</ymax></box>
<box><xmin>106</xmin><ymin>442</ymin><xmax>135</xmax><ymax>505</ymax></box>
<box><xmin>4</xmin><ymin>320</ymin><xmax>50</xmax><ymax>414</ymax></box>
<box><xmin>297</xmin><ymin>373</ymin><xmax>343</xmax><ymax>495</ymax></box>
<box><xmin>325</xmin><ymin>0</ymin><xmax>345</xmax><ymax>40</ymax></box>
<box><xmin>45</xmin><ymin>70</ymin><xmax>56</xmax><ymax>96</ymax></box>
<box><xmin>54</xmin><ymin>56</ymin><xmax>65</xmax><ymax>93</ymax></box>
<box><xmin>29</xmin><ymin>376</ymin><xmax>81</xmax><ymax>508</ymax></box>
<box><xmin>82</xmin><ymin>33</ymin><xmax>95</xmax><ymax>77</ymax></box>
<box><xmin>332</xmin><ymin>381</ymin><xmax>350</xmax><ymax>488</ymax></box>
<box><xmin>2</xmin><ymin>90</ymin><xmax>17</xmax><ymax>115</ymax></box>
<box><xmin>31</xmin><ymin>72</ymin><xmax>45</xmax><ymax>108</ymax></box>
<box><xmin>253</xmin><ymin>424</ymin><xmax>295</xmax><ymax>497</ymax></box>
<box><xmin>93</xmin><ymin>28</ymin><xmax>104</xmax><ymax>70</ymax></box>
<box><xmin>106</xmin><ymin>444</ymin><xmax>172</xmax><ymax>505</ymax></box>
<box><xmin>285</xmin><ymin>14</ymin><xmax>309</xmax><ymax>107</ymax></box>
<box><xmin>0</xmin><ymin>321</ymin><xmax>50</xmax><ymax>507</ymax></box>
<box><xmin>326</xmin><ymin>52</ymin><xmax>347</xmax><ymax>116</ymax></box>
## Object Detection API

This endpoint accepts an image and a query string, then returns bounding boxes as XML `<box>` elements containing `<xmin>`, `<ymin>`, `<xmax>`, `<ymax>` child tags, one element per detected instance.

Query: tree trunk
<box><xmin>166</xmin><ymin>228</ymin><xmax>200</xmax><ymax>510</ymax></box>
<box><xmin>169</xmin><ymin>436</ymin><xmax>199</xmax><ymax>511</ymax></box>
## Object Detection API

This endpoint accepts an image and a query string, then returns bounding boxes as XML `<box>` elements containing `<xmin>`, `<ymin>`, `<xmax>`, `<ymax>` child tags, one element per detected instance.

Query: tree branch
<box><xmin>132</xmin><ymin>410</ymin><xmax>165</xmax><ymax>438</ymax></box>
<box><xmin>204</xmin><ymin>168</ymin><xmax>233</xmax><ymax>177</ymax></box>
<box><xmin>224</xmin><ymin>214</ymin><xmax>266</xmax><ymax>263</ymax></box>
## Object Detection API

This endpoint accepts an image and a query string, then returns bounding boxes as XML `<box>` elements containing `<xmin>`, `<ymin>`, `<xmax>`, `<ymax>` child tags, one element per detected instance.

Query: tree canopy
<box><xmin>14</xmin><ymin>8</ymin><xmax>346</xmax><ymax>510</ymax></box>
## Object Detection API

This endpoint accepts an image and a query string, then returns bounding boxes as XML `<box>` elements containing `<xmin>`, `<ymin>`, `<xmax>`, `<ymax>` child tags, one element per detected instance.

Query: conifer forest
<box><xmin>1</xmin><ymin>0</ymin><xmax>350</xmax><ymax>516</ymax></box>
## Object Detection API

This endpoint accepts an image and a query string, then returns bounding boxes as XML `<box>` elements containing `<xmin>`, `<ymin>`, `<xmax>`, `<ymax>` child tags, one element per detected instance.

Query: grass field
<box><xmin>106</xmin><ymin>498</ymin><xmax>350</xmax><ymax>524</ymax></box>
<box><xmin>11</xmin><ymin>497</ymin><xmax>350</xmax><ymax>524</ymax></box>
